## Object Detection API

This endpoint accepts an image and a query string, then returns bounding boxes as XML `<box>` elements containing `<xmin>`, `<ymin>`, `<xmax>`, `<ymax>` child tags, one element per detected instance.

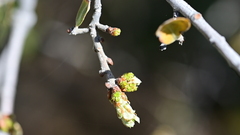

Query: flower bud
<box><xmin>107</xmin><ymin>27</ymin><xmax>121</xmax><ymax>36</ymax></box>
<box><xmin>117</xmin><ymin>72</ymin><xmax>142</xmax><ymax>92</ymax></box>
<box><xmin>0</xmin><ymin>114</ymin><xmax>22</xmax><ymax>135</ymax></box>
<box><xmin>108</xmin><ymin>89</ymin><xmax>140</xmax><ymax>128</ymax></box>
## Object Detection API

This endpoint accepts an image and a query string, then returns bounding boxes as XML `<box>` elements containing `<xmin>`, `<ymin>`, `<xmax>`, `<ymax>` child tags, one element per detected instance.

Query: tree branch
<box><xmin>68</xmin><ymin>0</ymin><xmax>141</xmax><ymax>128</ymax></box>
<box><xmin>166</xmin><ymin>0</ymin><xmax>240</xmax><ymax>75</ymax></box>
<box><xmin>88</xmin><ymin>0</ymin><xmax>116</xmax><ymax>87</ymax></box>
<box><xmin>0</xmin><ymin>0</ymin><xmax>37</xmax><ymax>134</ymax></box>
<box><xmin>0</xmin><ymin>0</ymin><xmax>37</xmax><ymax>115</ymax></box>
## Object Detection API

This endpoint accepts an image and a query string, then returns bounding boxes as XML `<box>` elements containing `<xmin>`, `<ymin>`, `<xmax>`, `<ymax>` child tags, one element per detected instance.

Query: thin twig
<box><xmin>88</xmin><ymin>0</ymin><xmax>117</xmax><ymax>87</ymax></box>
<box><xmin>166</xmin><ymin>0</ymin><xmax>240</xmax><ymax>75</ymax></box>
<box><xmin>68</xmin><ymin>0</ymin><xmax>122</xmax><ymax>98</ymax></box>
<box><xmin>69</xmin><ymin>0</ymin><xmax>140</xmax><ymax>128</ymax></box>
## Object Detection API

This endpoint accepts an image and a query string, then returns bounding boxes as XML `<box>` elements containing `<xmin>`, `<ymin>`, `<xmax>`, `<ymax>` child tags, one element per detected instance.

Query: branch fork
<box><xmin>68</xmin><ymin>0</ymin><xmax>141</xmax><ymax>128</ymax></box>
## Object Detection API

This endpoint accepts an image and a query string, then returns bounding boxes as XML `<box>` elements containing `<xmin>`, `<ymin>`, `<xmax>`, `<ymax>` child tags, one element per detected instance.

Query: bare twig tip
<box><xmin>67</xmin><ymin>27</ymin><xmax>74</xmax><ymax>33</ymax></box>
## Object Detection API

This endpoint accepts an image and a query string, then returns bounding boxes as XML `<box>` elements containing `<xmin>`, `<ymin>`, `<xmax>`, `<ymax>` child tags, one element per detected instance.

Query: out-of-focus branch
<box><xmin>0</xmin><ymin>0</ymin><xmax>14</xmax><ymax>7</ymax></box>
<box><xmin>166</xmin><ymin>0</ymin><xmax>240</xmax><ymax>75</ymax></box>
<box><xmin>0</xmin><ymin>0</ymin><xmax>37</xmax><ymax>115</ymax></box>
<box><xmin>0</xmin><ymin>0</ymin><xmax>37</xmax><ymax>134</ymax></box>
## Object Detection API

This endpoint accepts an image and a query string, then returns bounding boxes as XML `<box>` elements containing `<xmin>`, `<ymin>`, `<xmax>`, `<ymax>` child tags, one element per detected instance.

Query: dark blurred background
<box><xmin>1</xmin><ymin>0</ymin><xmax>240</xmax><ymax>135</ymax></box>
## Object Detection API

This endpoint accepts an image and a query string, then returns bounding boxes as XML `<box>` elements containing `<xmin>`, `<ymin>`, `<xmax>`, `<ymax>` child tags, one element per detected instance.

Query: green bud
<box><xmin>0</xmin><ymin>114</ymin><xmax>23</xmax><ymax>135</ymax></box>
<box><xmin>0</xmin><ymin>115</ymin><xmax>14</xmax><ymax>132</ymax></box>
<box><xmin>111</xmin><ymin>91</ymin><xmax>122</xmax><ymax>102</ymax></box>
<box><xmin>117</xmin><ymin>72</ymin><xmax>142</xmax><ymax>92</ymax></box>
<box><xmin>112</xmin><ymin>28</ymin><xmax>121</xmax><ymax>36</ymax></box>
<box><xmin>107</xmin><ymin>27</ymin><xmax>121</xmax><ymax>36</ymax></box>
<box><xmin>108</xmin><ymin>90</ymin><xmax>140</xmax><ymax>128</ymax></box>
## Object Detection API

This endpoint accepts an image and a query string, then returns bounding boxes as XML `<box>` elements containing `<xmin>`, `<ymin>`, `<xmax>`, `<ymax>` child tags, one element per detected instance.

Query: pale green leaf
<box><xmin>75</xmin><ymin>0</ymin><xmax>91</xmax><ymax>27</ymax></box>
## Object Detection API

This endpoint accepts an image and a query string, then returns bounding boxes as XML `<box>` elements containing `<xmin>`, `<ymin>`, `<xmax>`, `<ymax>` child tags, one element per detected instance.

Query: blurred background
<box><xmin>1</xmin><ymin>0</ymin><xmax>240</xmax><ymax>135</ymax></box>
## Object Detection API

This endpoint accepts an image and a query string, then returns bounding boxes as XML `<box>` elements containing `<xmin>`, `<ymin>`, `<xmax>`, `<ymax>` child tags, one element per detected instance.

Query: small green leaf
<box><xmin>75</xmin><ymin>0</ymin><xmax>91</xmax><ymax>27</ymax></box>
